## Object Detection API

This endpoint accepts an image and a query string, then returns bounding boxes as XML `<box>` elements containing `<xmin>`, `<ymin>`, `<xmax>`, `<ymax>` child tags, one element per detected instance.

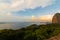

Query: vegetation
<box><xmin>0</xmin><ymin>24</ymin><xmax>60</xmax><ymax>40</ymax></box>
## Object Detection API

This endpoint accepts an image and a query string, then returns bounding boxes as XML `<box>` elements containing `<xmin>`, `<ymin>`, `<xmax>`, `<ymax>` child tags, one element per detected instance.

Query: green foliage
<box><xmin>0</xmin><ymin>24</ymin><xmax>60</xmax><ymax>40</ymax></box>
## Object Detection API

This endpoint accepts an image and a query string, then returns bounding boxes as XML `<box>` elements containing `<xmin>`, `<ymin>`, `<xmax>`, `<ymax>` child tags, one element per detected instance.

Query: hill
<box><xmin>0</xmin><ymin>24</ymin><xmax>60</xmax><ymax>40</ymax></box>
<box><xmin>47</xmin><ymin>34</ymin><xmax>60</xmax><ymax>40</ymax></box>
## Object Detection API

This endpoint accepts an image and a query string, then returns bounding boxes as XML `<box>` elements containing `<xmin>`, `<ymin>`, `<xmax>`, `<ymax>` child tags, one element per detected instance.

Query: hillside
<box><xmin>47</xmin><ymin>34</ymin><xmax>60</xmax><ymax>40</ymax></box>
<box><xmin>0</xmin><ymin>24</ymin><xmax>60</xmax><ymax>40</ymax></box>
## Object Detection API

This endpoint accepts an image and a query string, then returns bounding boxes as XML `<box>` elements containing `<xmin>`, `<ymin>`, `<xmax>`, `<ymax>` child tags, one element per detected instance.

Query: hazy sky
<box><xmin>0</xmin><ymin>0</ymin><xmax>60</xmax><ymax>22</ymax></box>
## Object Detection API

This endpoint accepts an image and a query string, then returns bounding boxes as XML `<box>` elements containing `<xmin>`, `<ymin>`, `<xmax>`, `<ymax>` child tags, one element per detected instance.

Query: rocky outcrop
<box><xmin>52</xmin><ymin>13</ymin><xmax>60</xmax><ymax>24</ymax></box>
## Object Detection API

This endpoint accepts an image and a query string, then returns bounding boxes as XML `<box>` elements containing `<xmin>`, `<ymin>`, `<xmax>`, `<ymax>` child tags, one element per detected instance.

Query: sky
<box><xmin>0</xmin><ymin>0</ymin><xmax>60</xmax><ymax>22</ymax></box>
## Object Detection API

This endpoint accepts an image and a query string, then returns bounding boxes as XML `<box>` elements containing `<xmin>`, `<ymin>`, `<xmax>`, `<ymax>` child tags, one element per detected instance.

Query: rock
<box><xmin>52</xmin><ymin>13</ymin><xmax>60</xmax><ymax>24</ymax></box>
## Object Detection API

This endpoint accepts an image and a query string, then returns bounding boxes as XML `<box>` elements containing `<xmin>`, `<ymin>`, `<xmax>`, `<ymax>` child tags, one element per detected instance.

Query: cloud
<box><xmin>0</xmin><ymin>0</ymin><xmax>55</xmax><ymax>22</ymax></box>
<box><xmin>0</xmin><ymin>0</ymin><xmax>9</xmax><ymax>11</ymax></box>
<box><xmin>0</xmin><ymin>0</ymin><xmax>56</xmax><ymax>13</ymax></box>
<box><xmin>10</xmin><ymin>0</ymin><xmax>55</xmax><ymax>11</ymax></box>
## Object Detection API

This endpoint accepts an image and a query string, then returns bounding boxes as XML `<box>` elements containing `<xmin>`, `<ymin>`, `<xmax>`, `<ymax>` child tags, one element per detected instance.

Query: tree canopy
<box><xmin>0</xmin><ymin>24</ymin><xmax>60</xmax><ymax>40</ymax></box>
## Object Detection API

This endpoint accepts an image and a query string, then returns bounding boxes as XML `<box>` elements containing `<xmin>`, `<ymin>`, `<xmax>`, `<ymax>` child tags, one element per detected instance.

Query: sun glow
<box><xmin>31</xmin><ymin>15</ymin><xmax>53</xmax><ymax>22</ymax></box>
<box><xmin>39</xmin><ymin>15</ymin><xmax>53</xmax><ymax>22</ymax></box>
<box><xmin>7</xmin><ymin>12</ymin><xmax>11</xmax><ymax>16</ymax></box>
<box><xmin>32</xmin><ymin>15</ymin><xmax>36</xmax><ymax>21</ymax></box>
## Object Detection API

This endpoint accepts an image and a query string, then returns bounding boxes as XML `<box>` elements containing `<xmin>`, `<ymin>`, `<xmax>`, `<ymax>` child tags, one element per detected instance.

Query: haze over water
<box><xmin>0</xmin><ymin>22</ymin><xmax>50</xmax><ymax>30</ymax></box>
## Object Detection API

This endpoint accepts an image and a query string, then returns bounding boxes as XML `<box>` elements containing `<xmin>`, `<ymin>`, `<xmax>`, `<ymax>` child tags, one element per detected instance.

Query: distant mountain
<box><xmin>52</xmin><ymin>13</ymin><xmax>60</xmax><ymax>24</ymax></box>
